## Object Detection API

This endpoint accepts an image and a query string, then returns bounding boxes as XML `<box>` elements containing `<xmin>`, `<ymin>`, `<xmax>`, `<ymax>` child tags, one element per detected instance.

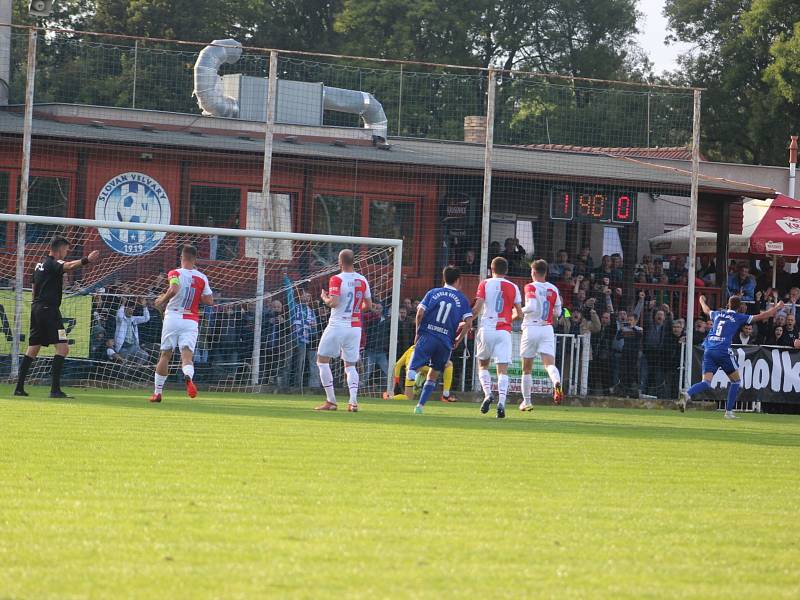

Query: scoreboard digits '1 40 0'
<box><xmin>550</xmin><ymin>186</ymin><xmax>637</xmax><ymax>224</ymax></box>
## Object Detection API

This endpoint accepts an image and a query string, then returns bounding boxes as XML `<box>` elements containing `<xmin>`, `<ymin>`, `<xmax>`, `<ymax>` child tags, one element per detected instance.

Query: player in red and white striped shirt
<box><xmin>471</xmin><ymin>256</ymin><xmax>522</xmax><ymax>418</ymax></box>
<box><xmin>151</xmin><ymin>245</ymin><xmax>214</xmax><ymax>403</ymax></box>
<box><xmin>520</xmin><ymin>259</ymin><xmax>564</xmax><ymax>411</ymax></box>
<box><xmin>315</xmin><ymin>249</ymin><xmax>372</xmax><ymax>412</ymax></box>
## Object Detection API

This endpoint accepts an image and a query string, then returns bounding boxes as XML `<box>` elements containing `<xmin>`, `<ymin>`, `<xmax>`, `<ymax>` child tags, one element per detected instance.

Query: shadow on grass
<box><xmin>4</xmin><ymin>385</ymin><xmax>800</xmax><ymax>449</ymax></box>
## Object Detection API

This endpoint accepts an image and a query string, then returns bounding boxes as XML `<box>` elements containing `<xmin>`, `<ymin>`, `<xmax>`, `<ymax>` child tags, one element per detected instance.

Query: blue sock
<box><xmin>687</xmin><ymin>380</ymin><xmax>711</xmax><ymax>398</ymax></box>
<box><xmin>726</xmin><ymin>381</ymin><xmax>740</xmax><ymax>412</ymax></box>
<box><xmin>418</xmin><ymin>381</ymin><xmax>436</xmax><ymax>406</ymax></box>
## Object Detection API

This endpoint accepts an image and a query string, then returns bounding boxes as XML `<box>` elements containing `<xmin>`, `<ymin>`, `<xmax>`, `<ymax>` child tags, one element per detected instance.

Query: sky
<box><xmin>636</xmin><ymin>0</ymin><xmax>694</xmax><ymax>73</ymax></box>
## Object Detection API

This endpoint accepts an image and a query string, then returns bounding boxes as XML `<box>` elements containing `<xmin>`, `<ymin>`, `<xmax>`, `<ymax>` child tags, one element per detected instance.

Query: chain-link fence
<box><xmin>1</xmin><ymin>24</ymin><xmax>755</xmax><ymax>404</ymax></box>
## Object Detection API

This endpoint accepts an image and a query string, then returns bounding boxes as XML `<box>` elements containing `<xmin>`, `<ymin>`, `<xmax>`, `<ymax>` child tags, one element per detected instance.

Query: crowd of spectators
<box><xmin>5</xmin><ymin>243</ymin><xmax>800</xmax><ymax>399</ymax></box>
<box><xmin>444</xmin><ymin>245</ymin><xmax>800</xmax><ymax>400</ymax></box>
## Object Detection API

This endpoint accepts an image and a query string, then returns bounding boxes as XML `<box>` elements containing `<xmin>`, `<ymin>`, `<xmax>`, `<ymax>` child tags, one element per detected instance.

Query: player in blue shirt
<box><xmin>409</xmin><ymin>266</ymin><xmax>474</xmax><ymax>414</ymax></box>
<box><xmin>682</xmin><ymin>295</ymin><xmax>783</xmax><ymax>418</ymax></box>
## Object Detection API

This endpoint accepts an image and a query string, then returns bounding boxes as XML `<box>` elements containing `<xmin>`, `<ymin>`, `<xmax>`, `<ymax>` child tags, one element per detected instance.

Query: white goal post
<box><xmin>0</xmin><ymin>213</ymin><xmax>403</xmax><ymax>396</ymax></box>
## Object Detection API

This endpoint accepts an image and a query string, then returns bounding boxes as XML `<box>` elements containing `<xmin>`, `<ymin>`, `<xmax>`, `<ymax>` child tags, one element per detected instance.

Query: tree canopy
<box><xmin>665</xmin><ymin>0</ymin><xmax>800</xmax><ymax>165</ymax></box>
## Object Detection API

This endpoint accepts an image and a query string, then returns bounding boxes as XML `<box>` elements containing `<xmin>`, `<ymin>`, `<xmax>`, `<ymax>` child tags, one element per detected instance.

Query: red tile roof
<box><xmin>515</xmin><ymin>144</ymin><xmax>697</xmax><ymax>160</ymax></box>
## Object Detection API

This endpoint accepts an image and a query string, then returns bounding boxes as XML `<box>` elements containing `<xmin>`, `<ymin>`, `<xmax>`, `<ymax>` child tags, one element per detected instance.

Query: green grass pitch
<box><xmin>1</xmin><ymin>386</ymin><xmax>799</xmax><ymax>599</ymax></box>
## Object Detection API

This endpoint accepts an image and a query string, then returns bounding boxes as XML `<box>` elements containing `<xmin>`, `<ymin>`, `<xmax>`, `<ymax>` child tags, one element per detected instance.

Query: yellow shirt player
<box><xmin>383</xmin><ymin>345</ymin><xmax>456</xmax><ymax>402</ymax></box>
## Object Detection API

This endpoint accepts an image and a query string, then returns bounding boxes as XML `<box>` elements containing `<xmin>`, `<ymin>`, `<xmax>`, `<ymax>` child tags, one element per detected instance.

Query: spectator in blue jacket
<box><xmin>727</xmin><ymin>262</ymin><xmax>756</xmax><ymax>301</ymax></box>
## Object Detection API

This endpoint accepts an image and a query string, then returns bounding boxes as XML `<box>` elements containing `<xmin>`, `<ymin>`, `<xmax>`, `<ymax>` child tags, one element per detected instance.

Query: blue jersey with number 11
<box><xmin>418</xmin><ymin>286</ymin><xmax>473</xmax><ymax>349</ymax></box>
<box><xmin>704</xmin><ymin>309</ymin><xmax>753</xmax><ymax>351</ymax></box>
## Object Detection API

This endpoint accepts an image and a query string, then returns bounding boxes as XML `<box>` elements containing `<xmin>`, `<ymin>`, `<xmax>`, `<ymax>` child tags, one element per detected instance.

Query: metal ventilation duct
<box><xmin>193</xmin><ymin>40</ymin><xmax>389</xmax><ymax>140</ymax></box>
<box><xmin>322</xmin><ymin>86</ymin><xmax>388</xmax><ymax>141</ymax></box>
<box><xmin>193</xmin><ymin>39</ymin><xmax>243</xmax><ymax>118</ymax></box>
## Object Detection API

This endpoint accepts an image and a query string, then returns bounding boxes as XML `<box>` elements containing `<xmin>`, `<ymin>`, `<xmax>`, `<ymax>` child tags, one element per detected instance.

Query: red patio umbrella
<box><xmin>749</xmin><ymin>193</ymin><xmax>800</xmax><ymax>289</ymax></box>
<box><xmin>750</xmin><ymin>194</ymin><xmax>800</xmax><ymax>256</ymax></box>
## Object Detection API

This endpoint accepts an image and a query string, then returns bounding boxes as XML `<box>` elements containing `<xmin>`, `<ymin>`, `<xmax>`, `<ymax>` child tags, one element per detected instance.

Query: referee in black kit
<box><xmin>14</xmin><ymin>236</ymin><xmax>99</xmax><ymax>398</ymax></box>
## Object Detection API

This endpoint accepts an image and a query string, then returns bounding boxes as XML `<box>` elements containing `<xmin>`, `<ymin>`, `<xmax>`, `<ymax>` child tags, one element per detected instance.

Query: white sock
<box><xmin>478</xmin><ymin>369</ymin><xmax>492</xmax><ymax>399</ymax></box>
<box><xmin>497</xmin><ymin>374</ymin><xmax>509</xmax><ymax>408</ymax></box>
<box><xmin>318</xmin><ymin>363</ymin><xmax>336</xmax><ymax>404</ymax></box>
<box><xmin>154</xmin><ymin>373</ymin><xmax>167</xmax><ymax>394</ymax></box>
<box><xmin>182</xmin><ymin>364</ymin><xmax>195</xmax><ymax>380</ymax></box>
<box><xmin>546</xmin><ymin>365</ymin><xmax>561</xmax><ymax>386</ymax></box>
<box><xmin>521</xmin><ymin>374</ymin><xmax>532</xmax><ymax>403</ymax></box>
<box><xmin>442</xmin><ymin>389</ymin><xmax>450</xmax><ymax>398</ymax></box>
<box><xmin>345</xmin><ymin>366</ymin><xmax>359</xmax><ymax>405</ymax></box>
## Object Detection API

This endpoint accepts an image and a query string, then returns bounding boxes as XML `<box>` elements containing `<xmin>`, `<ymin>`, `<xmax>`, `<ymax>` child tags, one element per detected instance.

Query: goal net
<box><xmin>0</xmin><ymin>214</ymin><xmax>401</xmax><ymax>397</ymax></box>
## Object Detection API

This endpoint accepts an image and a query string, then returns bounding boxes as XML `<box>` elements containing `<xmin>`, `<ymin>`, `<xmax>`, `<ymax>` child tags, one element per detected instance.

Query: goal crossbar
<box><xmin>0</xmin><ymin>213</ymin><xmax>403</xmax><ymax>248</ymax></box>
<box><xmin>0</xmin><ymin>213</ymin><xmax>403</xmax><ymax>396</ymax></box>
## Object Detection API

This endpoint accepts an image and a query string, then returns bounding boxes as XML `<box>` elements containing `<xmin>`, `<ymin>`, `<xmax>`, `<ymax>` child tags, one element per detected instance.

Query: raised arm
<box><xmin>698</xmin><ymin>295</ymin><xmax>712</xmax><ymax>317</ymax></box>
<box><xmin>752</xmin><ymin>301</ymin><xmax>785</xmax><ymax>323</ymax></box>
<box><xmin>62</xmin><ymin>250</ymin><xmax>100</xmax><ymax>272</ymax></box>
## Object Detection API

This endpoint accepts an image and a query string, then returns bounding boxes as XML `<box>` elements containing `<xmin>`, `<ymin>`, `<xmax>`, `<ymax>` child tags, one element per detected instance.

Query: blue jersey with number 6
<box><xmin>417</xmin><ymin>285</ymin><xmax>473</xmax><ymax>350</ymax></box>
<box><xmin>704</xmin><ymin>309</ymin><xmax>752</xmax><ymax>351</ymax></box>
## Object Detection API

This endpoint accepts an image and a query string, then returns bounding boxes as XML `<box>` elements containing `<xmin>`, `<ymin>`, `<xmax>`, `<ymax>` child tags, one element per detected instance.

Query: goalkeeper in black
<box><xmin>14</xmin><ymin>236</ymin><xmax>99</xmax><ymax>398</ymax></box>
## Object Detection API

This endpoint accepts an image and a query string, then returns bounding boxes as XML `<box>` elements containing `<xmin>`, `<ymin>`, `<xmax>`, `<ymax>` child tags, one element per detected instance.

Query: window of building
<box><xmin>602</xmin><ymin>226</ymin><xmax>623</xmax><ymax>258</ymax></box>
<box><xmin>189</xmin><ymin>185</ymin><xmax>241</xmax><ymax>260</ymax></box>
<box><xmin>18</xmin><ymin>176</ymin><xmax>70</xmax><ymax>244</ymax></box>
<box><xmin>245</xmin><ymin>191</ymin><xmax>295</xmax><ymax>260</ymax></box>
<box><xmin>368</xmin><ymin>200</ymin><xmax>416</xmax><ymax>265</ymax></box>
<box><xmin>515</xmin><ymin>220</ymin><xmax>535</xmax><ymax>257</ymax></box>
<box><xmin>312</xmin><ymin>195</ymin><xmax>360</xmax><ymax>264</ymax></box>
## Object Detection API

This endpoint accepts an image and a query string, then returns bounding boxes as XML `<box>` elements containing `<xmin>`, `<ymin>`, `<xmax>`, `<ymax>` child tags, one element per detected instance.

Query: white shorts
<box><xmin>476</xmin><ymin>329</ymin><xmax>512</xmax><ymax>364</ymax></box>
<box><xmin>160</xmin><ymin>317</ymin><xmax>199</xmax><ymax>353</ymax></box>
<box><xmin>318</xmin><ymin>325</ymin><xmax>362</xmax><ymax>363</ymax></box>
<box><xmin>521</xmin><ymin>325</ymin><xmax>556</xmax><ymax>359</ymax></box>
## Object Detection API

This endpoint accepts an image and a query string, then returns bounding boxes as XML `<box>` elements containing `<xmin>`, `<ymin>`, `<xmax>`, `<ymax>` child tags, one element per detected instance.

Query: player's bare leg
<box><xmin>151</xmin><ymin>349</ymin><xmax>172</xmax><ymax>402</ymax></box>
<box><xmin>315</xmin><ymin>355</ymin><xmax>338</xmax><ymax>410</ymax></box>
<box><xmin>14</xmin><ymin>345</ymin><xmax>41</xmax><ymax>396</ymax></box>
<box><xmin>344</xmin><ymin>360</ymin><xmax>360</xmax><ymax>412</ymax></box>
<box><xmin>414</xmin><ymin>369</ymin><xmax>440</xmax><ymax>414</ymax></box>
<box><xmin>541</xmin><ymin>354</ymin><xmax>563</xmax><ymax>405</ymax></box>
<box><xmin>520</xmin><ymin>357</ymin><xmax>535</xmax><ymax>411</ymax></box>
<box><xmin>180</xmin><ymin>347</ymin><xmax>197</xmax><ymax>398</ymax></box>
<box><xmin>48</xmin><ymin>342</ymin><xmax>71</xmax><ymax>398</ymax></box>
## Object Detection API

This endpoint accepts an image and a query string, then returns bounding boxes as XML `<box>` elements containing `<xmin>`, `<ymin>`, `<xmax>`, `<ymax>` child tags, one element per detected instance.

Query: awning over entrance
<box><xmin>649</xmin><ymin>227</ymin><xmax>750</xmax><ymax>255</ymax></box>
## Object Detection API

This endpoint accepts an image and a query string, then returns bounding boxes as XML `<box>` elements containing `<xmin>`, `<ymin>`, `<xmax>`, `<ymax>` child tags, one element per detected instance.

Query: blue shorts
<box><xmin>410</xmin><ymin>334</ymin><xmax>452</xmax><ymax>373</ymax></box>
<box><xmin>701</xmin><ymin>348</ymin><xmax>738</xmax><ymax>375</ymax></box>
